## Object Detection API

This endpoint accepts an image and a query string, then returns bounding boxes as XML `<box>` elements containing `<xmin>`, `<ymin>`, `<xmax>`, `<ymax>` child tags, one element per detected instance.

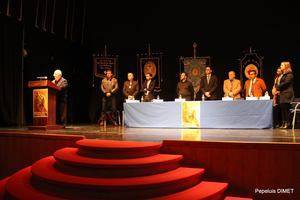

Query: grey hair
<box><xmin>53</xmin><ymin>69</ymin><xmax>62</xmax><ymax>76</ymax></box>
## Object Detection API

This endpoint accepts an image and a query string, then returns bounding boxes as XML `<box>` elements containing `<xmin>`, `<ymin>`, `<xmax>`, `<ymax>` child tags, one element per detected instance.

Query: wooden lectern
<box><xmin>28</xmin><ymin>80</ymin><xmax>63</xmax><ymax>130</ymax></box>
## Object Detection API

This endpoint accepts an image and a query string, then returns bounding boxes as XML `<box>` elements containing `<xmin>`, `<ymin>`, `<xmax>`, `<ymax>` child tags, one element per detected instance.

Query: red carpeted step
<box><xmin>76</xmin><ymin>139</ymin><xmax>162</xmax><ymax>158</ymax></box>
<box><xmin>153</xmin><ymin>181</ymin><xmax>228</xmax><ymax>200</ymax></box>
<box><xmin>4</xmin><ymin>166</ymin><xmax>225</xmax><ymax>200</ymax></box>
<box><xmin>0</xmin><ymin>177</ymin><xmax>9</xmax><ymax>199</ymax></box>
<box><xmin>224</xmin><ymin>196</ymin><xmax>253</xmax><ymax>200</ymax></box>
<box><xmin>4</xmin><ymin>167</ymin><xmax>63</xmax><ymax>200</ymax></box>
<box><xmin>54</xmin><ymin>147</ymin><xmax>183</xmax><ymax>177</ymax></box>
<box><xmin>31</xmin><ymin>156</ymin><xmax>204</xmax><ymax>193</ymax></box>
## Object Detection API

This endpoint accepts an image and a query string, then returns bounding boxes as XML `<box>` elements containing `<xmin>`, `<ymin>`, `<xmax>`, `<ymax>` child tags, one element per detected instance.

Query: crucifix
<box><xmin>193</xmin><ymin>42</ymin><xmax>197</xmax><ymax>58</ymax></box>
<box><xmin>147</xmin><ymin>44</ymin><xmax>152</xmax><ymax>58</ymax></box>
<box><xmin>104</xmin><ymin>45</ymin><xmax>108</xmax><ymax>57</ymax></box>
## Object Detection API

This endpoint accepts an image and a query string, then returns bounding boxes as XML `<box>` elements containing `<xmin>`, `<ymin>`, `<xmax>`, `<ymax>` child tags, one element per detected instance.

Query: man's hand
<box><xmin>106</xmin><ymin>93</ymin><xmax>111</xmax><ymax>97</ymax></box>
<box><xmin>229</xmin><ymin>92</ymin><xmax>233</xmax><ymax>97</ymax></box>
<box><xmin>205</xmin><ymin>92</ymin><xmax>210</xmax><ymax>97</ymax></box>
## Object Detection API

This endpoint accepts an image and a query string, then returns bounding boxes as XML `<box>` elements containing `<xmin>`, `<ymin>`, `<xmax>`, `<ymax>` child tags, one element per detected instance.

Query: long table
<box><xmin>124</xmin><ymin>100</ymin><xmax>273</xmax><ymax>129</ymax></box>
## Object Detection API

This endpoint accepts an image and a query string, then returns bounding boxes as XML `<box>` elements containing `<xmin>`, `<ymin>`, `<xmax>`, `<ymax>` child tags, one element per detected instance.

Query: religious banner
<box><xmin>239</xmin><ymin>47</ymin><xmax>263</xmax><ymax>84</ymax></box>
<box><xmin>137</xmin><ymin>44</ymin><xmax>163</xmax><ymax>90</ymax></box>
<box><xmin>93</xmin><ymin>57</ymin><xmax>117</xmax><ymax>78</ymax></box>
<box><xmin>180</xmin><ymin>43</ymin><xmax>210</xmax><ymax>96</ymax></box>
<box><xmin>181</xmin><ymin>101</ymin><xmax>201</xmax><ymax>128</ymax></box>
<box><xmin>33</xmin><ymin>89</ymin><xmax>48</xmax><ymax>117</ymax></box>
<box><xmin>93</xmin><ymin>45</ymin><xmax>118</xmax><ymax>79</ymax></box>
<box><xmin>181</xmin><ymin>57</ymin><xmax>210</xmax><ymax>95</ymax></box>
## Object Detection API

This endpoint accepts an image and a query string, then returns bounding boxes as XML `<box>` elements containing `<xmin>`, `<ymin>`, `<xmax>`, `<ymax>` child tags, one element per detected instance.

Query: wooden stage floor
<box><xmin>1</xmin><ymin>125</ymin><xmax>299</xmax><ymax>143</ymax></box>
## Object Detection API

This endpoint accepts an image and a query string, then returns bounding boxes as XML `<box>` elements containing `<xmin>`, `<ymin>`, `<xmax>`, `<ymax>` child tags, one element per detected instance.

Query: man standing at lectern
<box><xmin>52</xmin><ymin>69</ymin><xmax>68</xmax><ymax>126</ymax></box>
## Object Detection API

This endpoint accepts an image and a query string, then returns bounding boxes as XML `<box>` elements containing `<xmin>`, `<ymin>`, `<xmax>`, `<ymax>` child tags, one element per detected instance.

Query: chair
<box><xmin>290</xmin><ymin>98</ymin><xmax>300</xmax><ymax>130</ymax></box>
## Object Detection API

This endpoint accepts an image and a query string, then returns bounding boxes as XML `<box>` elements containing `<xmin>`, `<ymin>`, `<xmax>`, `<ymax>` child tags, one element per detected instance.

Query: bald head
<box><xmin>228</xmin><ymin>71</ymin><xmax>236</xmax><ymax>80</ymax></box>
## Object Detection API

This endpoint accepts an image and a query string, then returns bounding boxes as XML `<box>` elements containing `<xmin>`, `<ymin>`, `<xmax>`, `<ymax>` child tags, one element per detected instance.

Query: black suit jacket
<box><xmin>276</xmin><ymin>71</ymin><xmax>294</xmax><ymax>103</ymax></box>
<box><xmin>141</xmin><ymin>79</ymin><xmax>156</xmax><ymax>100</ymax></box>
<box><xmin>198</xmin><ymin>75</ymin><xmax>218</xmax><ymax>100</ymax></box>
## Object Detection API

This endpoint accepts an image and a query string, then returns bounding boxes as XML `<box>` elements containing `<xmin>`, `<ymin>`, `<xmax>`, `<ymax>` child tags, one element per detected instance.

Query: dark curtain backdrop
<box><xmin>0</xmin><ymin>18</ymin><xmax>94</xmax><ymax>126</ymax></box>
<box><xmin>0</xmin><ymin>16</ymin><xmax>23</xmax><ymax>126</ymax></box>
<box><xmin>22</xmin><ymin>27</ymin><xmax>93</xmax><ymax>125</ymax></box>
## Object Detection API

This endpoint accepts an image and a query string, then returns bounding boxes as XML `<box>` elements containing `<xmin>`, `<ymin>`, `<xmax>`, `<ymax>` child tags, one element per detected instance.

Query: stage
<box><xmin>1</xmin><ymin>125</ymin><xmax>300</xmax><ymax>199</ymax></box>
<box><xmin>1</xmin><ymin>125</ymin><xmax>299</xmax><ymax>143</ymax></box>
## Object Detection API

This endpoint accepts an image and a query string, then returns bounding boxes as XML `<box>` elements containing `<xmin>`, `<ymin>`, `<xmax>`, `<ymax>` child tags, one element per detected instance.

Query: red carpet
<box><xmin>224</xmin><ymin>197</ymin><xmax>253</xmax><ymax>200</ymax></box>
<box><xmin>0</xmin><ymin>139</ymin><xmax>251</xmax><ymax>199</ymax></box>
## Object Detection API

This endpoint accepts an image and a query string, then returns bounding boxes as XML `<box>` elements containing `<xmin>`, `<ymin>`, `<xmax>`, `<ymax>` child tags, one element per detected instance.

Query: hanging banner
<box><xmin>93</xmin><ymin>57</ymin><xmax>117</xmax><ymax>78</ymax></box>
<box><xmin>181</xmin><ymin>57</ymin><xmax>210</xmax><ymax>95</ymax></box>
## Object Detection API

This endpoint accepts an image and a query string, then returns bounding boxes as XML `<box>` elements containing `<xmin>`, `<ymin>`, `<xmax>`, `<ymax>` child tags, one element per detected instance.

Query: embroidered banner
<box><xmin>182</xmin><ymin>57</ymin><xmax>210</xmax><ymax>95</ymax></box>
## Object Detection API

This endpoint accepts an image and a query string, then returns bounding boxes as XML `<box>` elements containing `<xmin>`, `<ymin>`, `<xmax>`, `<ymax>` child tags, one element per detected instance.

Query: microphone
<box><xmin>36</xmin><ymin>76</ymin><xmax>48</xmax><ymax>80</ymax></box>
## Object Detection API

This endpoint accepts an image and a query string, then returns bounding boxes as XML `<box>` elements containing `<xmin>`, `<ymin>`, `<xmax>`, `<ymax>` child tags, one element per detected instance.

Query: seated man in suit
<box><xmin>244</xmin><ymin>70</ymin><xmax>267</xmax><ymax>98</ymax></box>
<box><xmin>141</xmin><ymin>73</ymin><xmax>156</xmax><ymax>102</ymax></box>
<box><xmin>123</xmin><ymin>72</ymin><xmax>139</xmax><ymax>100</ymax></box>
<box><xmin>198</xmin><ymin>66</ymin><xmax>218</xmax><ymax>100</ymax></box>
<box><xmin>223</xmin><ymin>71</ymin><xmax>242</xmax><ymax>99</ymax></box>
<box><xmin>52</xmin><ymin>69</ymin><xmax>68</xmax><ymax>126</ymax></box>
<box><xmin>177</xmin><ymin>72</ymin><xmax>194</xmax><ymax>101</ymax></box>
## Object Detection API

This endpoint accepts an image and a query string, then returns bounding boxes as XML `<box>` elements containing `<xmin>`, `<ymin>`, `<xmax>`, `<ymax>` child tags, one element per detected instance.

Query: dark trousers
<box><xmin>57</xmin><ymin>101</ymin><xmax>67</xmax><ymax>125</ymax></box>
<box><xmin>101</xmin><ymin>96</ymin><xmax>117</xmax><ymax>120</ymax></box>
<box><xmin>280</xmin><ymin>103</ymin><xmax>291</xmax><ymax>124</ymax></box>
<box><xmin>273</xmin><ymin>105</ymin><xmax>281</xmax><ymax>127</ymax></box>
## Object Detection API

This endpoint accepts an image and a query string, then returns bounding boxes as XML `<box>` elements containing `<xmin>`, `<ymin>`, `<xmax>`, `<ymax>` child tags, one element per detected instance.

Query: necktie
<box><xmin>207</xmin><ymin>75</ymin><xmax>210</xmax><ymax>84</ymax></box>
<box><xmin>146</xmin><ymin>81</ymin><xmax>150</xmax><ymax>95</ymax></box>
<box><xmin>249</xmin><ymin>80</ymin><xmax>253</xmax><ymax>96</ymax></box>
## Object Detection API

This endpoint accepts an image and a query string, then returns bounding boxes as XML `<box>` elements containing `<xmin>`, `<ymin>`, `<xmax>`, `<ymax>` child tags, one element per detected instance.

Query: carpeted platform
<box><xmin>0</xmin><ymin>139</ymin><xmax>251</xmax><ymax>199</ymax></box>
<box><xmin>224</xmin><ymin>197</ymin><xmax>253</xmax><ymax>200</ymax></box>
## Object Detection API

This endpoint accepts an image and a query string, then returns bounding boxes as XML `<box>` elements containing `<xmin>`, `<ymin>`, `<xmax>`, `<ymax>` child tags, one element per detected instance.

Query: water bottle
<box><xmin>141</xmin><ymin>96</ymin><xmax>144</xmax><ymax>102</ymax></box>
<box><xmin>157</xmin><ymin>95</ymin><xmax>160</xmax><ymax>99</ymax></box>
<box><xmin>202</xmin><ymin>94</ymin><xmax>205</xmax><ymax>101</ymax></box>
<box><xmin>265</xmin><ymin>91</ymin><xmax>269</xmax><ymax>96</ymax></box>
<box><xmin>179</xmin><ymin>94</ymin><xmax>182</xmax><ymax>99</ymax></box>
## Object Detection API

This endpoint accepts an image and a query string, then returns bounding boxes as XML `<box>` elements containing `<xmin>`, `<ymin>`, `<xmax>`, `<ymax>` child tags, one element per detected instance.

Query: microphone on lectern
<box><xmin>36</xmin><ymin>76</ymin><xmax>48</xmax><ymax>80</ymax></box>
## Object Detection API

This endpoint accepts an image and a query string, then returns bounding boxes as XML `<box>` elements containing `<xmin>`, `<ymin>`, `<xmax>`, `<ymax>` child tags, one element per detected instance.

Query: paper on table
<box><xmin>125</xmin><ymin>99</ymin><xmax>140</xmax><ymax>103</ymax></box>
<box><xmin>175</xmin><ymin>98</ymin><xmax>186</xmax><ymax>102</ymax></box>
<box><xmin>246</xmin><ymin>97</ymin><xmax>258</xmax><ymax>100</ymax></box>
